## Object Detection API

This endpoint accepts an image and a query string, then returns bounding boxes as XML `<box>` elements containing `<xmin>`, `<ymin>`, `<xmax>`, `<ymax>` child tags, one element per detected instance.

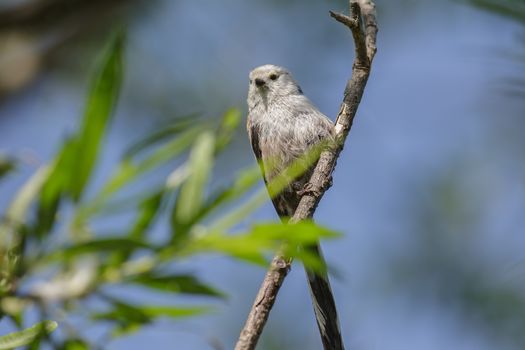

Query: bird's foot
<box><xmin>297</xmin><ymin>182</ymin><xmax>320</xmax><ymax>197</ymax></box>
<box><xmin>297</xmin><ymin>176</ymin><xmax>333</xmax><ymax>197</ymax></box>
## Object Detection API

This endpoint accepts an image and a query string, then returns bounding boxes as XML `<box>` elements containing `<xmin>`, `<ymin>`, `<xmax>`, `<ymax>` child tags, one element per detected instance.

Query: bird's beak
<box><xmin>255</xmin><ymin>78</ymin><xmax>266</xmax><ymax>88</ymax></box>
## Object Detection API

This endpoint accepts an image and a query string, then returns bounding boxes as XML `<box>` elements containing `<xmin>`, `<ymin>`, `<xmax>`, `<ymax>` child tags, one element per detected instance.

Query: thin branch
<box><xmin>235</xmin><ymin>1</ymin><xmax>378</xmax><ymax>349</ymax></box>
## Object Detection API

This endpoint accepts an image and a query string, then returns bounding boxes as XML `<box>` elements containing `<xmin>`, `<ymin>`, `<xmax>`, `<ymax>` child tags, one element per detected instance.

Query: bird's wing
<box><xmin>247</xmin><ymin>119</ymin><xmax>295</xmax><ymax>218</ymax></box>
<box><xmin>247</xmin><ymin>120</ymin><xmax>267</xmax><ymax>184</ymax></box>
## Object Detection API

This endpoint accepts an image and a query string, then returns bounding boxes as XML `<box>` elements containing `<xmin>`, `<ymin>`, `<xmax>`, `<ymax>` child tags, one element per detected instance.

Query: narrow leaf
<box><xmin>215</xmin><ymin>108</ymin><xmax>241</xmax><ymax>152</ymax></box>
<box><xmin>172</xmin><ymin>131</ymin><xmax>215</xmax><ymax>234</ymax></box>
<box><xmin>140</xmin><ymin>305</ymin><xmax>211</xmax><ymax>318</ymax></box>
<box><xmin>130</xmin><ymin>273</ymin><xmax>224</xmax><ymax>297</ymax></box>
<box><xmin>0</xmin><ymin>165</ymin><xmax>52</xmax><ymax>239</ymax></box>
<box><xmin>0</xmin><ymin>156</ymin><xmax>16</xmax><ymax>180</ymax></box>
<box><xmin>69</xmin><ymin>29</ymin><xmax>125</xmax><ymax>201</ymax></box>
<box><xmin>250</xmin><ymin>221</ymin><xmax>341</xmax><ymax>243</ymax></box>
<box><xmin>60</xmin><ymin>339</ymin><xmax>89</xmax><ymax>350</ymax></box>
<box><xmin>92</xmin><ymin>299</ymin><xmax>209</xmax><ymax>337</ymax></box>
<box><xmin>0</xmin><ymin>320</ymin><xmax>57</xmax><ymax>350</ymax></box>
<box><xmin>36</xmin><ymin>29</ymin><xmax>126</xmax><ymax>233</ymax></box>
<box><xmin>55</xmin><ymin>238</ymin><xmax>153</xmax><ymax>260</ymax></box>
<box><xmin>123</xmin><ymin>114</ymin><xmax>204</xmax><ymax>158</ymax></box>
<box><xmin>102</xmin><ymin>126</ymin><xmax>203</xmax><ymax>197</ymax></box>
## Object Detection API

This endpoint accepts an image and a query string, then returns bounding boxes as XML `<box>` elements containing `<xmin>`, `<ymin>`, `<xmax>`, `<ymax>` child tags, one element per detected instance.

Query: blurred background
<box><xmin>1</xmin><ymin>0</ymin><xmax>525</xmax><ymax>349</ymax></box>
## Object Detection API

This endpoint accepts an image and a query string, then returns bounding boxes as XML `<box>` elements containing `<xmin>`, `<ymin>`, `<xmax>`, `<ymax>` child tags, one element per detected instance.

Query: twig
<box><xmin>235</xmin><ymin>1</ymin><xmax>377</xmax><ymax>349</ymax></box>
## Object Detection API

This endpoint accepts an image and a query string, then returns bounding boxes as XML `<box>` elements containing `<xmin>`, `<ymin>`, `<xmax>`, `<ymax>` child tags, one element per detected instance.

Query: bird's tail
<box><xmin>304</xmin><ymin>242</ymin><xmax>345</xmax><ymax>350</ymax></box>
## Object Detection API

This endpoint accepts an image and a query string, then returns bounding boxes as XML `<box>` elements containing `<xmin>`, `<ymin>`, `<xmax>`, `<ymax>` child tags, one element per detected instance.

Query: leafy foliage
<box><xmin>462</xmin><ymin>0</ymin><xmax>525</xmax><ymax>24</ymax></box>
<box><xmin>0</xmin><ymin>28</ymin><xmax>339</xmax><ymax>349</ymax></box>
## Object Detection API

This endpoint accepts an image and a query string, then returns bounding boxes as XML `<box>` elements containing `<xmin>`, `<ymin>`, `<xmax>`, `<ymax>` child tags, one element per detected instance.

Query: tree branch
<box><xmin>235</xmin><ymin>1</ymin><xmax>377</xmax><ymax>349</ymax></box>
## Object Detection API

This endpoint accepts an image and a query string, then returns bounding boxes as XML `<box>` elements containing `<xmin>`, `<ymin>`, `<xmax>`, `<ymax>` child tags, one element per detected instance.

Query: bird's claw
<box><xmin>297</xmin><ymin>182</ymin><xmax>318</xmax><ymax>197</ymax></box>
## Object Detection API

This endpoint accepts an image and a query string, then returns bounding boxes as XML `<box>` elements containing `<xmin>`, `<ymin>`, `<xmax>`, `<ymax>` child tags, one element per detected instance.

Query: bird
<box><xmin>246</xmin><ymin>64</ymin><xmax>344</xmax><ymax>350</ymax></box>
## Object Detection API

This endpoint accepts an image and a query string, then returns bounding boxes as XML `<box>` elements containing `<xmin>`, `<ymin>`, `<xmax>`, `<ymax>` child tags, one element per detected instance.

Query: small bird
<box><xmin>247</xmin><ymin>64</ymin><xmax>344</xmax><ymax>350</ymax></box>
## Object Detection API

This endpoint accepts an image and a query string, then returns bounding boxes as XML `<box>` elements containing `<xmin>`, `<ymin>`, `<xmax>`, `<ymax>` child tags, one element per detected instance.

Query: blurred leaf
<box><xmin>180</xmin><ymin>232</ymin><xmax>269</xmax><ymax>265</ymax></box>
<box><xmin>0</xmin><ymin>166</ymin><xmax>51</xmax><ymax>239</ymax></box>
<box><xmin>129</xmin><ymin>191</ymin><xmax>165</xmax><ymax>239</ymax></box>
<box><xmin>36</xmin><ymin>141</ymin><xmax>75</xmax><ymax>235</ymax></box>
<box><xmin>130</xmin><ymin>273</ymin><xmax>225</xmax><ymax>298</ymax></box>
<box><xmin>164</xmin><ymin>165</ymin><xmax>261</xmax><ymax>247</ymax></box>
<box><xmin>123</xmin><ymin>114</ymin><xmax>203</xmax><ymax>158</ymax></box>
<box><xmin>92</xmin><ymin>299</ymin><xmax>210</xmax><ymax>337</ymax></box>
<box><xmin>174</xmin><ymin>221</ymin><xmax>340</xmax><ymax>267</ymax></box>
<box><xmin>102</xmin><ymin>126</ymin><xmax>203</xmax><ymax>197</ymax></box>
<box><xmin>0</xmin><ymin>156</ymin><xmax>16</xmax><ymax>180</ymax></box>
<box><xmin>0</xmin><ymin>320</ymin><xmax>57</xmax><ymax>350</ymax></box>
<box><xmin>140</xmin><ymin>305</ymin><xmax>210</xmax><ymax>318</ymax></box>
<box><xmin>250</xmin><ymin>221</ymin><xmax>341</xmax><ymax>244</ymax></box>
<box><xmin>206</xmin><ymin>187</ymin><xmax>269</xmax><ymax>234</ymax></box>
<box><xmin>36</xmin><ymin>29</ymin><xmax>125</xmax><ymax>234</ymax></box>
<box><xmin>172</xmin><ymin>131</ymin><xmax>215</xmax><ymax>235</ymax></box>
<box><xmin>208</xmin><ymin>141</ymin><xmax>328</xmax><ymax>233</ymax></box>
<box><xmin>215</xmin><ymin>108</ymin><xmax>241</xmax><ymax>152</ymax></box>
<box><xmin>462</xmin><ymin>0</ymin><xmax>525</xmax><ymax>24</ymax></box>
<box><xmin>53</xmin><ymin>238</ymin><xmax>153</xmax><ymax>260</ymax></box>
<box><xmin>69</xmin><ymin>29</ymin><xmax>125</xmax><ymax>201</ymax></box>
<box><xmin>59</xmin><ymin>339</ymin><xmax>89</xmax><ymax>350</ymax></box>
<box><xmin>195</xmin><ymin>166</ymin><xmax>261</xmax><ymax>223</ymax></box>
<box><xmin>0</xmin><ymin>166</ymin><xmax>52</xmax><ymax>292</ymax></box>
<box><xmin>72</xmin><ymin>125</ymin><xmax>204</xmax><ymax>228</ymax></box>
<box><xmin>461</xmin><ymin>283</ymin><xmax>525</xmax><ymax>324</ymax></box>
<box><xmin>91</xmin><ymin>300</ymin><xmax>150</xmax><ymax>337</ymax></box>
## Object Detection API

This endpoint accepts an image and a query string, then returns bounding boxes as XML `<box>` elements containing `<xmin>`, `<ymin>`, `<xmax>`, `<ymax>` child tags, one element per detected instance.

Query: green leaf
<box><xmin>36</xmin><ymin>142</ymin><xmax>75</xmax><ymax>235</ymax></box>
<box><xmin>59</xmin><ymin>339</ymin><xmax>89</xmax><ymax>350</ymax></box>
<box><xmin>129</xmin><ymin>191</ymin><xmax>165</xmax><ymax>239</ymax></box>
<box><xmin>68</xmin><ymin>29</ymin><xmax>125</xmax><ymax>201</ymax></box>
<box><xmin>161</xmin><ymin>165</ymin><xmax>261</xmax><ymax>246</ymax></box>
<box><xmin>130</xmin><ymin>273</ymin><xmax>225</xmax><ymax>298</ymax></box>
<box><xmin>36</xmin><ymin>29</ymin><xmax>125</xmax><ymax>233</ymax></box>
<box><xmin>102</xmin><ymin>191</ymin><xmax>165</xmax><ymax>267</ymax></box>
<box><xmin>215</xmin><ymin>108</ymin><xmax>241</xmax><ymax>152</ymax></box>
<box><xmin>92</xmin><ymin>299</ymin><xmax>210</xmax><ymax>337</ymax></box>
<box><xmin>0</xmin><ymin>166</ymin><xmax>53</xmax><ymax>289</ymax></box>
<box><xmin>54</xmin><ymin>238</ymin><xmax>153</xmax><ymax>260</ymax></box>
<box><xmin>250</xmin><ymin>221</ymin><xmax>341</xmax><ymax>244</ymax></box>
<box><xmin>0</xmin><ymin>320</ymin><xmax>57</xmax><ymax>350</ymax></box>
<box><xmin>172</xmin><ymin>131</ymin><xmax>215</xmax><ymax>235</ymax></box>
<box><xmin>0</xmin><ymin>156</ymin><xmax>16</xmax><ymax>180</ymax></box>
<box><xmin>91</xmin><ymin>300</ymin><xmax>151</xmax><ymax>336</ymax></box>
<box><xmin>175</xmin><ymin>221</ymin><xmax>340</xmax><ymax>267</ymax></box>
<box><xmin>102</xmin><ymin>126</ymin><xmax>203</xmax><ymax>197</ymax></box>
<box><xmin>194</xmin><ymin>165</ymin><xmax>261</xmax><ymax>223</ymax></box>
<box><xmin>140</xmin><ymin>305</ymin><xmax>211</xmax><ymax>318</ymax></box>
<box><xmin>177</xmin><ymin>232</ymin><xmax>271</xmax><ymax>266</ymax></box>
<box><xmin>207</xmin><ymin>142</ymin><xmax>328</xmax><ymax>233</ymax></box>
<box><xmin>206</xmin><ymin>187</ymin><xmax>269</xmax><ymax>234</ymax></box>
<box><xmin>123</xmin><ymin>114</ymin><xmax>204</xmax><ymax>159</ymax></box>
<box><xmin>72</xmin><ymin>125</ymin><xmax>203</xmax><ymax>227</ymax></box>
<box><xmin>0</xmin><ymin>166</ymin><xmax>52</xmax><ymax>239</ymax></box>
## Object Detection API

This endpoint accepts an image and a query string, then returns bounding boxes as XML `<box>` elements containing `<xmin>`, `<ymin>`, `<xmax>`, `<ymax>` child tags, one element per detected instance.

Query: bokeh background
<box><xmin>1</xmin><ymin>0</ymin><xmax>525</xmax><ymax>349</ymax></box>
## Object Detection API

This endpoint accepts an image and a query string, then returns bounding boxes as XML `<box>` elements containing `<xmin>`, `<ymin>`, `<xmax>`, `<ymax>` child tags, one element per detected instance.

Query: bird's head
<box><xmin>248</xmin><ymin>64</ymin><xmax>303</xmax><ymax>109</ymax></box>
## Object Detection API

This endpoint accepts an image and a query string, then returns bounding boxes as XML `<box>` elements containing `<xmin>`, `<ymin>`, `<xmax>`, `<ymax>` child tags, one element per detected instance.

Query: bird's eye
<box><xmin>269</xmin><ymin>74</ymin><xmax>278</xmax><ymax>80</ymax></box>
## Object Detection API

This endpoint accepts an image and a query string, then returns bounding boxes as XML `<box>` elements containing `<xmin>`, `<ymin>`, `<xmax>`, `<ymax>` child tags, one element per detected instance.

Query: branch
<box><xmin>235</xmin><ymin>1</ymin><xmax>378</xmax><ymax>349</ymax></box>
